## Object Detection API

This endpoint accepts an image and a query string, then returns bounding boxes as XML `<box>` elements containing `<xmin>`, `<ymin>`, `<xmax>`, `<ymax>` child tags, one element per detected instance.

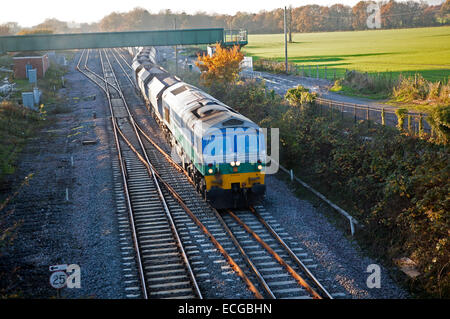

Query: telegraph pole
<box><xmin>284</xmin><ymin>6</ymin><xmax>288</xmax><ymax>73</ymax></box>
<box><xmin>174</xmin><ymin>17</ymin><xmax>178</xmax><ymax>75</ymax></box>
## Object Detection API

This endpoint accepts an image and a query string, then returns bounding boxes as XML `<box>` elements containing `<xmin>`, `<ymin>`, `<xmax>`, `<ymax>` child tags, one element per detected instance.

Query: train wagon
<box><xmin>131</xmin><ymin>47</ymin><xmax>266</xmax><ymax>208</ymax></box>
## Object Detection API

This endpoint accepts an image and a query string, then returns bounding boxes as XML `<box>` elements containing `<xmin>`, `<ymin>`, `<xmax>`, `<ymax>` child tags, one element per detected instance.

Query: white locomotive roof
<box><xmin>162</xmin><ymin>81</ymin><xmax>259</xmax><ymax>137</ymax></box>
<box><xmin>132</xmin><ymin>60</ymin><xmax>142</xmax><ymax>72</ymax></box>
<box><xmin>137</xmin><ymin>68</ymin><xmax>151</xmax><ymax>83</ymax></box>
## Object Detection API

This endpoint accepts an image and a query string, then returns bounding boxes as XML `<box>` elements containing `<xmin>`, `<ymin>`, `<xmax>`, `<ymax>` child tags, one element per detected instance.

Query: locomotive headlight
<box><xmin>235</xmin><ymin>161</ymin><xmax>240</xmax><ymax>166</ymax></box>
<box><xmin>258</xmin><ymin>165</ymin><xmax>263</xmax><ymax>170</ymax></box>
<box><xmin>230</xmin><ymin>161</ymin><xmax>236</xmax><ymax>167</ymax></box>
<box><xmin>208</xmin><ymin>168</ymin><xmax>214</xmax><ymax>174</ymax></box>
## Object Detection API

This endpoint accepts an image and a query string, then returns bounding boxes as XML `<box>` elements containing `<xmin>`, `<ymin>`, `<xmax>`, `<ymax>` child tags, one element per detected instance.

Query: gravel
<box><xmin>1</xmin><ymin>51</ymin><xmax>125</xmax><ymax>298</ymax></box>
<box><xmin>0</xmin><ymin>48</ymin><xmax>409</xmax><ymax>299</ymax></box>
<box><xmin>264</xmin><ymin>174</ymin><xmax>409</xmax><ymax>299</ymax></box>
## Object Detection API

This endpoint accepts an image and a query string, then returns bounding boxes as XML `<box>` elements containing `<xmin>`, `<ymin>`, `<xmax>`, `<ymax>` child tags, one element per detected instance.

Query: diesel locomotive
<box><xmin>129</xmin><ymin>47</ymin><xmax>266</xmax><ymax>208</ymax></box>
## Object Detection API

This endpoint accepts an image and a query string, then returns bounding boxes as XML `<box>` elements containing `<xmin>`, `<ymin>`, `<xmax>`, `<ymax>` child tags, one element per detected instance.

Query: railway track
<box><xmin>219</xmin><ymin>206</ymin><xmax>333</xmax><ymax>299</ymax></box>
<box><xmin>77</xmin><ymin>47</ymin><xmax>342</xmax><ymax>299</ymax></box>
<box><xmin>77</xmin><ymin>49</ymin><xmax>204</xmax><ymax>299</ymax></box>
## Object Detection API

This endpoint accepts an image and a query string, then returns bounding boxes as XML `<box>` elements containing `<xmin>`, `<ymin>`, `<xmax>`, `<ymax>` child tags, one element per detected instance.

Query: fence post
<box><xmin>408</xmin><ymin>115</ymin><xmax>412</xmax><ymax>134</ymax></box>
<box><xmin>316</xmin><ymin>65</ymin><xmax>319</xmax><ymax>79</ymax></box>
<box><xmin>334</xmin><ymin>69</ymin><xmax>336</xmax><ymax>81</ymax></box>
<box><xmin>324</xmin><ymin>66</ymin><xmax>327</xmax><ymax>80</ymax></box>
<box><xmin>366</xmin><ymin>106</ymin><xmax>370</xmax><ymax>127</ymax></box>
<box><xmin>419</xmin><ymin>113</ymin><xmax>423</xmax><ymax>135</ymax></box>
<box><xmin>302</xmin><ymin>65</ymin><xmax>305</xmax><ymax>77</ymax></box>
<box><xmin>309</xmin><ymin>65</ymin><xmax>312</xmax><ymax>77</ymax></box>
<box><xmin>354</xmin><ymin>104</ymin><xmax>357</xmax><ymax>124</ymax></box>
<box><xmin>330</xmin><ymin>101</ymin><xmax>333</xmax><ymax>120</ymax></box>
<box><xmin>381</xmin><ymin>108</ymin><xmax>385</xmax><ymax>126</ymax></box>
<box><xmin>341</xmin><ymin>104</ymin><xmax>344</xmax><ymax>120</ymax></box>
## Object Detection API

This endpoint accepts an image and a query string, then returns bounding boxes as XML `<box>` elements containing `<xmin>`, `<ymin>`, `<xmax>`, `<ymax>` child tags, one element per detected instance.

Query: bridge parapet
<box><xmin>223</xmin><ymin>30</ymin><xmax>248</xmax><ymax>47</ymax></box>
<box><xmin>0</xmin><ymin>28</ymin><xmax>228</xmax><ymax>53</ymax></box>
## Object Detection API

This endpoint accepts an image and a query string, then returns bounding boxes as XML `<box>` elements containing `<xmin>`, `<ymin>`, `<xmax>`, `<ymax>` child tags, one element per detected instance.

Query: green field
<box><xmin>243</xmin><ymin>26</ymin><xmax>450</xmax><ymax>82</ymax></box>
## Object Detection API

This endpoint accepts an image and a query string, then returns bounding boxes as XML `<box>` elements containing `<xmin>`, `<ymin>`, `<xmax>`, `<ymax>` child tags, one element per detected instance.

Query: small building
<box><xmin>13</xmin><ymin>52</ymin><xmax>49</xmax><ymax>79</ymax></box>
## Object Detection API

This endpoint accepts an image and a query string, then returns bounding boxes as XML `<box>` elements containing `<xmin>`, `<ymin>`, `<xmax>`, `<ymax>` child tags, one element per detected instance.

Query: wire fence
<box><xmin>241</xmin><ymin>68</ymin><xmax>433</xmax><ymax>136</ymax></box>
<box><xmin>314</xmin><ymin>97</ymin><xmax>431</xmax><ymax>135</ymax></box>
<box><xmin>255</xmin><ymin>60</ymin><xmax>450</xmax><ymax>83</ymax></box>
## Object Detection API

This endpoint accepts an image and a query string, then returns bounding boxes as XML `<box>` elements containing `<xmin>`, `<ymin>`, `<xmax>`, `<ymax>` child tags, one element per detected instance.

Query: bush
<box><xmin>285</xmin><ymin>85</ymin><xmax>317</xmax><ymax>107</ymax></box>
<box><xmin>393</xmin><ymin>74</ymin><xmax>450</xmax><ymax>105</ymax></box>
<box><xmin>393</xmin><ymin>74</ymin><xmax>429</xmax><ymax>102</ymax></box>
<box><xmin>339</xmin><ymin>70</ymin><xmax>395</xmax><ymax>97</ymax></box>
<box><xmin>0</xmin><ymin>101</ymin><xmax>41</xmax><ymax>181</ymax></box>
<box><xmin>395</xmin><ymin>108</ymin><xmax>408</xmax><ymax>131</ymax></box>
<box><xmin>253</xmin><ymin>58</ymin><xmax>298</xmax><ymax>74</ymax></box>
<box><xmin>427</xmin><ymin>105</ymin><xmax>450</xmax><ymax>145</ymax></box>
<box><xmin>200</xmin><ymin>78</ymin><xmax>449</xmax><ymax>298</ymax></box>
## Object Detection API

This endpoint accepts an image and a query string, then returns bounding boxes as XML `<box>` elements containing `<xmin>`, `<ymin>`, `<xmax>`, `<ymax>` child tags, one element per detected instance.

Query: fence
<box><xmin>255</xmin><ymin>59</ymin><xmax>450</xmax><ymax>84</ymax></box>
<box><xmin>242</xmin><ymin>66</ymin><xmax>434</xmax><ymax>136</ymax></box>
<box><xmin>314</xmin><ymin>97</ymin><xmax>431</xmax><ymax>135</ymax></box>
<box><xmin>269</xmin><ymin>156</ymin><xmax>358</xmax><ymax>236</ymax></box>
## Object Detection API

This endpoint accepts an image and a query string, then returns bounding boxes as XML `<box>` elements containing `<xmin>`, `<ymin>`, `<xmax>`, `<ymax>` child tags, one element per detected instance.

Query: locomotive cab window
<box><xmin>164</xmin><ymin>108</ymin><xmax>170</xmax><ymax>124</ymax></box>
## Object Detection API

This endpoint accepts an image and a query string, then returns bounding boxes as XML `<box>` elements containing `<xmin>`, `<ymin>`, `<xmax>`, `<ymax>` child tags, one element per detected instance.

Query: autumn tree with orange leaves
<box><xmin>195</xmin><ymin>44</ymin><xmax>243</xmax><ymax>87</ymax></box>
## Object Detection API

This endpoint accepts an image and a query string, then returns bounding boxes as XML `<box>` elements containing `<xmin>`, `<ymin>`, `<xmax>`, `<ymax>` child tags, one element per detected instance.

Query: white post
<box><xmin>284</xmin><ymin>6</ymin><xmax>288</xmax><ymax>73</ymax></box>
<box><xmin>290</xmin><ymin>169</ymin><xmax>294</xmax><ymax>181</ymax></box>
<box><xmin>350</xmin><ymin>218</ymin><xmax>355</xmax><ymax>236</ymax></box>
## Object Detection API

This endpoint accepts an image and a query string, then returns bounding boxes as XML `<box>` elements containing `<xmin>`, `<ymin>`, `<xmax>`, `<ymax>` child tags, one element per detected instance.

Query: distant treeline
<box><xmin>1</xmin><ymin>0</ymin><xmax>449</xmax><ymax>36</ymax></box>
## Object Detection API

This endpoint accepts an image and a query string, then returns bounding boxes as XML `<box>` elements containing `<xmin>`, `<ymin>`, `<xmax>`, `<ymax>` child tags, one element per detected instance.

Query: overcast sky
<box><xmin>1</xmin><ymin>0</ymin><xmax>445</xmax><ymax>27</ymax></box>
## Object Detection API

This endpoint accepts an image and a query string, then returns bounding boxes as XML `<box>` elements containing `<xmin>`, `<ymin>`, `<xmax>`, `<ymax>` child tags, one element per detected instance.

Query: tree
<box><xmin>16</xmin><ymin>29</ymin><xmax>53</xmax><ymax>35</ymax></box>
<box><xmin>295</xmin><ymin>5</ymin><xmax>327</xmax><ymax>32</ymax></box>
<box><xmin>0</xmin><ymin>24</ymin><xmax>11</xmax><ymax>36</ymax></box>
<box><xmin>352</xmin><ymin>1</ymin><xmax>370</xmax><ymax>30</ymax></box>
<box><xmin>287</xmin><ymin>6</ymin><xmax>293</xmax><ymax>42</ymax></box>
<box><xmin>439</xmin><ymin>0</ymin><xmax>450</xmax><ymax>23</ymax></box>
<box><xmin>34</xmin><ymin>18</ymin><xmax>69</xmax><ymax>33</ymax></box>
<box><xmin>98</xmin><ymin>12</ymin><xmax>124</xmax><ymax>31</ymax></box>
<box><xmin>329</xmin><ymin>4</ymin><xmax>353</xmax><ymax>31</ymax></box>
<box><xmin>285</xmin><ymin>85</ymin><xmax>317</xmax><ymax>108</ymax></box>
<box><xmin>195</xmin><ymin>44</ymin><xmax>243</xmax><ymax>87</ymax></box>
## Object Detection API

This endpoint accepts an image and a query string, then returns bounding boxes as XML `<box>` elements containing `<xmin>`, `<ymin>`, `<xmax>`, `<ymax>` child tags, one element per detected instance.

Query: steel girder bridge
<box><xmin>0</xmin><ymin>28</ymin><xmax>248</xmax><ymax>53</ymax></box>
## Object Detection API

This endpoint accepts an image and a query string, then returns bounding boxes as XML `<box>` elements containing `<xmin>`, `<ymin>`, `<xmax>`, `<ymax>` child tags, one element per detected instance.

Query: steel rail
<box><xmin>109</xmin><ymin>49</ymin><xmax>135</xmax><ymax>89</ymax></box>
<box><xmin>76</xmin><ymin>49</ymin><xmax>107</xmax><ymax>92</ymax></box>
<box><xmin>76</xmin><ymin>49</ymin><xmax>149</xmax><ymax>299</ymax></box>
<box><xmin>227</xmin><ymin>210</ymin><xmax>322</xmax><ymax>299</ymax></box>
<box><xmin>84</xmin><ymin>49</ymin><xmax>121</xmax><ymax>93</ymax></box>
<box><xmin>212</xmin><ymin>209</ymin><xmax>276</xmax><ymax>298</ymax></box>
<box><xmin>108</xmin><ymin>47</ymin><xmax>332</xmax><ymax>299</ymax></box>
<box><xmin>249</xmin><ymin>206</ymin><xmax>333</xmax><ymax>299</ymax></box>
<box><xmin>101</xmin><ymin>49</ymin><xmax>203</xmax><ymax>299</ymax></box>
<box><xmin>114</xmin><ymin>121</ymin><xmax>263</xmax><ymax>299</ymax></box>
<box><xmin>113</xmin><ymin>48</ymin><xmax>132</xmax><ymax>69</ymax></box>
<box><xmin>105</xmin><ymin>50</ymin><xmax>263</xmax><ymax>297</ymax></box>
<box><xmin>99</xmin><ymin>50</ymin><xmax>149</xmax><ymax>299</ymax></box>
<box><xmin>107</xmin><ymin>53</ymin><xmax>315</xmax><ymax>299</ymax></box>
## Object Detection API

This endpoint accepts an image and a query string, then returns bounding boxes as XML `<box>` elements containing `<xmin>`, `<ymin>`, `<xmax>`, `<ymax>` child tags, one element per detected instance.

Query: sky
<box><xmin>1</xmin><ymin>0</ymin><xmax>445</xmax><ymax>27</ymax></box>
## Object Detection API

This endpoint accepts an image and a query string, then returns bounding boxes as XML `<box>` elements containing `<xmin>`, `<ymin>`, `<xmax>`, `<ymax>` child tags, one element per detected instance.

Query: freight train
<box><xmin>128</xmin><ymin>47</ymin><xmax>266</xmax><ymax>208</ymax></box>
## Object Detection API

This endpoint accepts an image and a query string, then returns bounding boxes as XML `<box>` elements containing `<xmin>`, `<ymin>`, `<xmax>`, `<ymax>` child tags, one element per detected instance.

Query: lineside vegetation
<box><xmin>188</xmin><ymin>48</ymin><xmax>449</xmax><ymax>297</ymax></box>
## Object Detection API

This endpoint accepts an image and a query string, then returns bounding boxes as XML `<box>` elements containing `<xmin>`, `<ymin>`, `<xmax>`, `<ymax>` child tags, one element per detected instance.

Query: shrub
<box><xmin>427</xmin><ymin>105</ymin><xmax>450</xmax><ymax>145</ymax></box>
<box><xmin>200</xmin><ymin>78</ymin><xmax>449</xmax><ymax>298</ymax></box>
<box><xmin>253</xmin><ymin>58</ymin><xmax>298</xmax><ymax>74</ymax></box>
<box><xmin>340</xmin><ymin>70</ymin><xmax>395</xmax><ymax>96</ymax></box>
<box><xmin>285</xmin><ymin>85</ymin><xmax>317</xmax><ymax>107</ymax></box>
<box><xmin>195</xmin><ymin>44</ymin><xmax>243</xmax><ymax>87</ymax></box>
<box><xmin>393</xmin><ymin>74</ymin><xmax>450</xmax><ymax>105</ymax></box>
<box><xmin>395</xmin><ymin>108</ymin><xmax>408</xmax><ymax>131</ymax></box>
